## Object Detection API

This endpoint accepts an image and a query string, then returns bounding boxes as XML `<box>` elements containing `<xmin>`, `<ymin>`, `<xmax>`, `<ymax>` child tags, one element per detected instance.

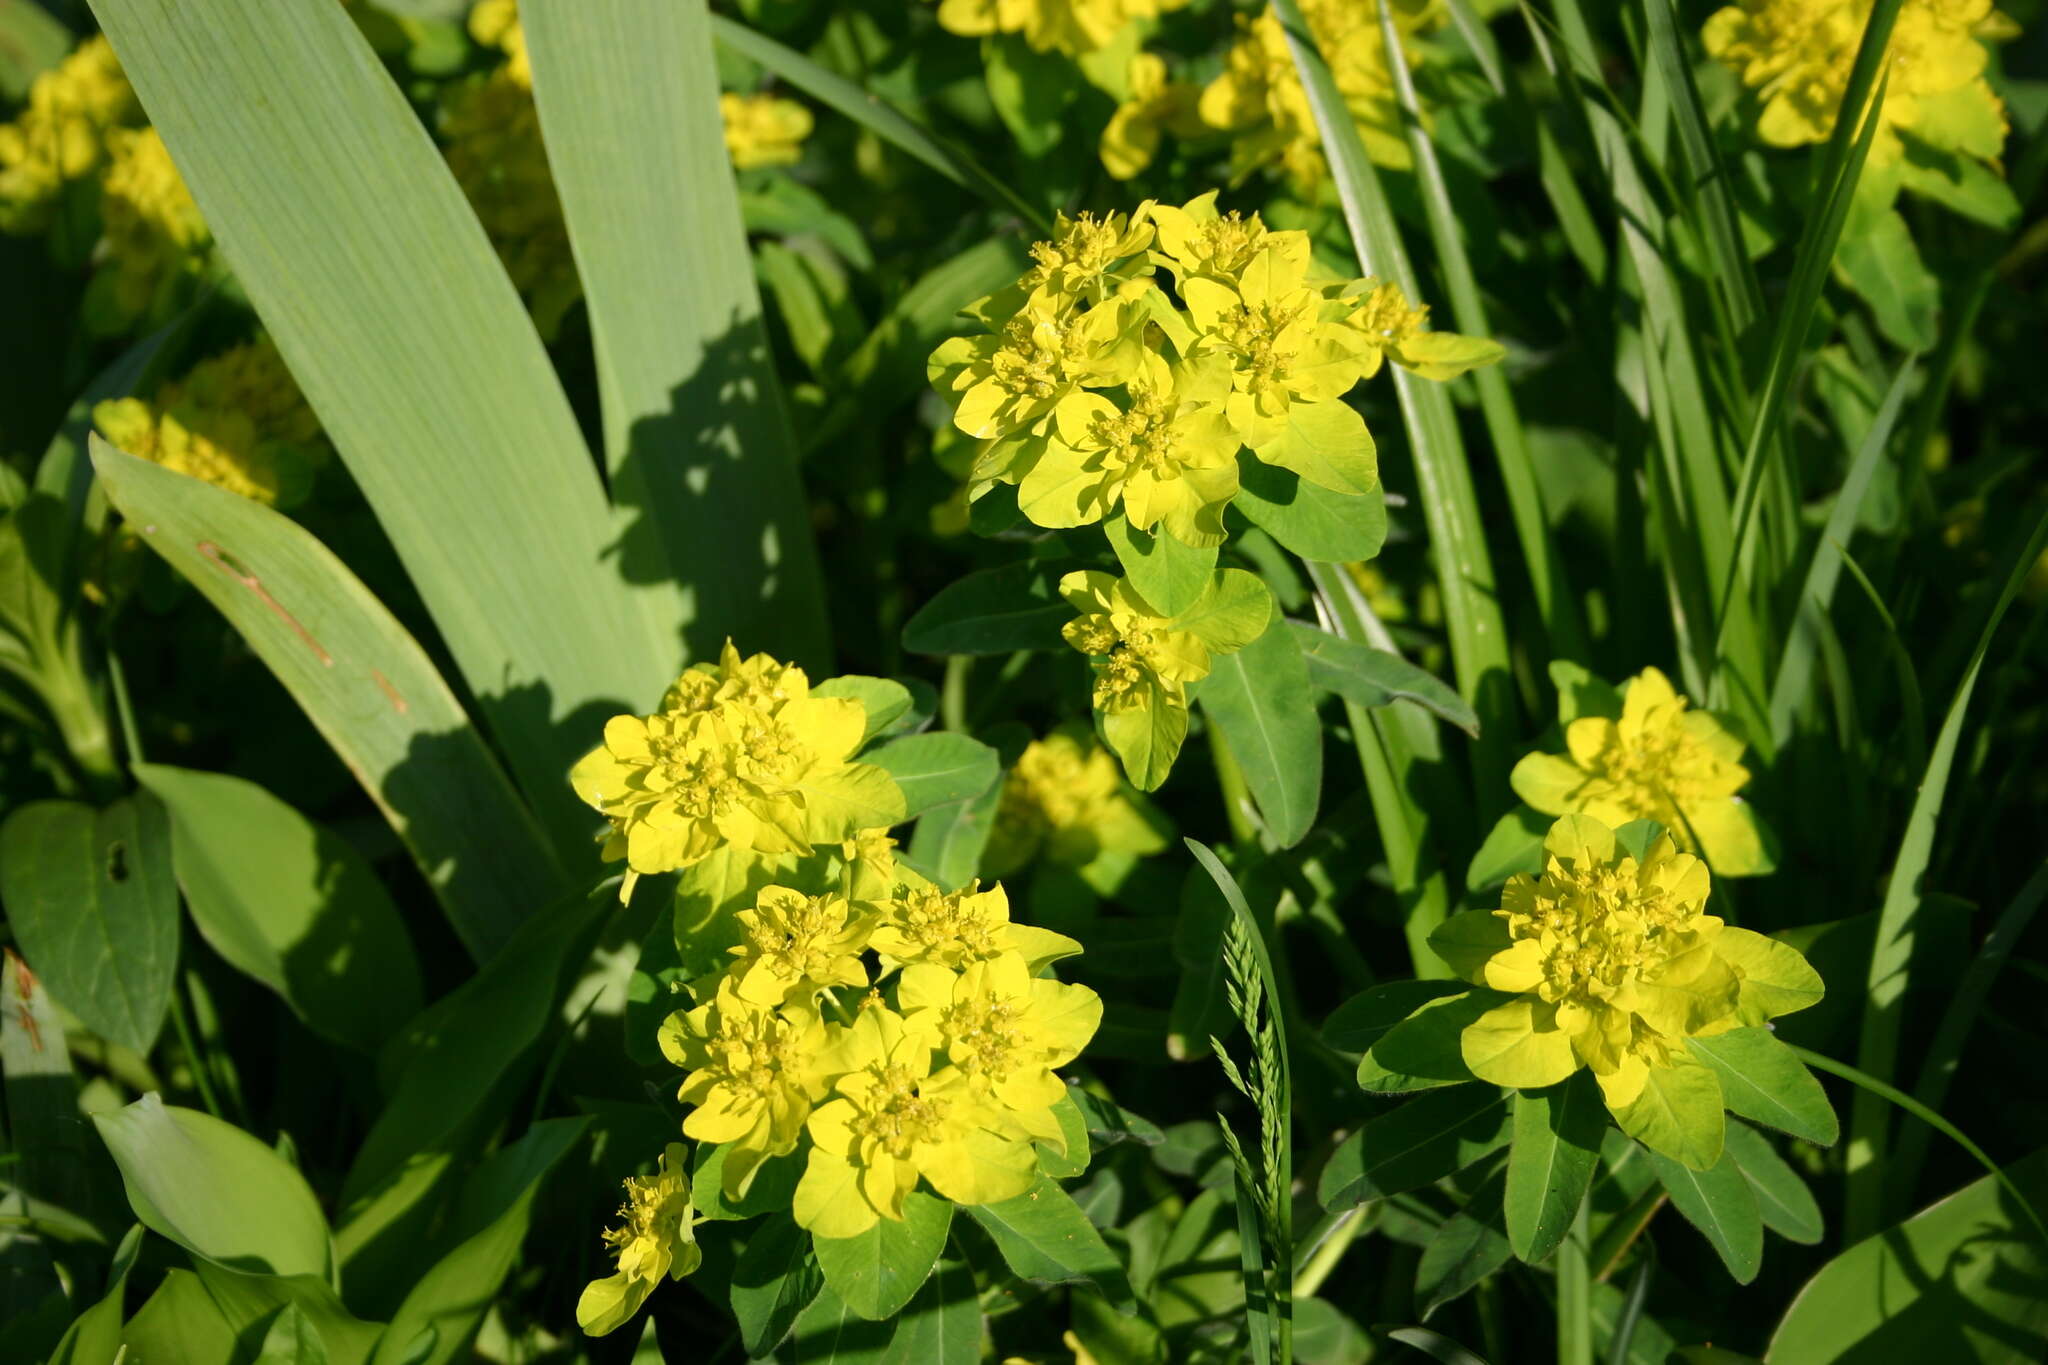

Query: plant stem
<box><xmin>1558</xmin><ymin>1202</ymin><xmax>1594</xmax><ymax>1365</ymax></box>
<box><xmin>166</xmin><ymin>985</ymin><xmax>224</xmax><ymax>1119</ymax></box>
<box><xmin>1208</xmin><ymin>724</ymin><xmax>1260</xmax><ymax>848</ymax></box>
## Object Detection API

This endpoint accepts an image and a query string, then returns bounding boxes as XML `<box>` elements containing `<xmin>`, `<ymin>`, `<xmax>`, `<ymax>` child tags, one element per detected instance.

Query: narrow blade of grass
<box><xmin>525</xmin><ymin>0</ymin><xmax>828</xmax><ymax>668</ymax></box>
<box><xmin>1272</xmin><ymin>0</ymin><xmax>1516</xmax><ymax>804</ymax></box>
<box><xmin>1845</xmin><ymin>508</ymin><xmax>2048</xmax><ymax>1238</ymax></box>
<box><xmin>88</xmin><ymin>0</ymin><xmax>675</xmax><ymax>848</ymax></box>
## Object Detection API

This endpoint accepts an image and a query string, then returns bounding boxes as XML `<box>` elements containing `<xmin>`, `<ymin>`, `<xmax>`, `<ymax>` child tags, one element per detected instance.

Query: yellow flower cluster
<box><xmin>982</xmin><ymin>725</ymin><xmax>1168</xmax><ymax>877</ymax></box>
<box><xmin>571</xmin><ymin>643</ymin><xmax>907</xmax><ymax>902</ymax></box>
<box><xmin>0</xmin><ymin>36</ymin><xmax>136</xmax><ymax>234</ymax></box>
<box><xmin>1429</xmin><ymin>815</ymin><xmax>1822</xmax><ymax>1165</ymax></box>
<box><xmin>88</xmin><ymin>127</ymin><xmax>210</xmax><ymax>335</ymax></box>
<box><xmin>577</xmin><ymin>1144</ymin><xmax>700</xmax><ymax>1336</ymax></box>
<box><xmin>933</xmin><ymin>0</ymin><xmax>1188</xmax><ymax>58</ymax></box>
<box><xmin>720</xmin><ymin>92</ymin><xmax>813</xmax><ymax>170</ymax></box>
<box><xmin>93</xmin><ymin>335</ymin><xmax>323</xmax><ymax>507</ymax></box>
<box><xmin>1512</xmin><ymin>666</ymin><xmax>1775</xmax><ymax>876</ymax></box>
<box><xmin>660</xmin><ymin>874</ymin><xmax>1100</xmax><ymax>1240</ymax></box>
<box><xmin>1105</xmin><ymin>0</ymin><xmax>1438</xmax><ymax>187</ymax></box>
<box><xmin>1703</xmin><ymin>0</ymin><xmax>2014</xmax><ymax>166</ymax></box>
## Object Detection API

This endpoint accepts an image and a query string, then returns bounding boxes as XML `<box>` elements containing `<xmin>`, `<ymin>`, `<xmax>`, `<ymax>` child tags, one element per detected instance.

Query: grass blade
<box><xmin>525</xmin><ymin>0</ymin><xmax>828</xmax><ymax>667</ymax></box>
<box><xmin>87</xmin><ymin>0</ymin><xmax>676</xmax><ymax>846</ymax></box>
<box><xmin>1272</xmin><ymin>0</ymin><xmax>1516</xmax><ymax>798</ymax></box>
<box><xmin>91</xmin><ymin>437</ymin><xmax>569</xmax><ymax>960</ymax></box>
<box><xmin>1844</xmin><ymin>508</ymin><xmax>2048</xmax><ymax>1238</ymax></box>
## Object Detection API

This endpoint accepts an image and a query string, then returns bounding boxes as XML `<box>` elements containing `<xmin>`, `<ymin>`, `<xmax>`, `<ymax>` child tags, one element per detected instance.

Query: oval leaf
<box><xmin>812</xmin><ymin>1190</ymin><xmax>951</xmax><ymax>1322</ymax></box>
<box><xmin>1196</xmin><ymin>619</ymin><xmax>1321</xmax><ymax>848</ymax></box>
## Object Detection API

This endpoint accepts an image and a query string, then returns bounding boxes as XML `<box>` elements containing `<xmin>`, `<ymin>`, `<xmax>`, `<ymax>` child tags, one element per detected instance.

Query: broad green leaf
<box><xmin>1196</xmin><ymin>619</ymin><xmax>1321</xmax><ymax>848</ymax></box>
<box><xmin>731</xmin><ymin>1213</ymin><xmax>822</xmax><ymax>1356</ymax></box>
<box><xmin>1613</xmin><ymin>1055</ymin><xmax>1725</xmax><ymax>1170</ymax></box>
<box><xmin>1415</xmin><ymin>1167</ymin><xmax>1509</xmax><ymax>1319</ymax></box>
<box><xmin>1231</xmin><ymin>454</ymin><xmax>1386</xmax><ymax>563</ymax></box>
<box><xmin>0</xmin><ymin>796</ymin><xmax>177</xmax><ymax>1057</ymax></box>
<box><xmin>902</xmin><ymin>560</ymin><xmax>1080</xmax><ymax>656</ymax></box>
<box><xmin>1104</xmin><ymin>516</ymin><xmax>1215</xmax><ymax>619</ymax></box>
<box><xmin>0</xmin><ymin>0</ymin><xmax>68</xmax><ymax>99</ymax></box>
<box><xmin>1504</xmin><ymin>1072</ymin><xmax>1604</xmax><ymax>1263</ymax></box>
<box><xmin>133</xmin><ymin>762</ymin><xmax>420</xmax><ymax>1053</ymax></box>
<box><xmin>1359</xmin><ymin>992</ymin><xmax>1500</xmax><ymax>1093</ymax></box>
<box><xmin>1686</xmin><ymin>1029</ymin><xmax>1838</xmax><ymax>1146</ymax></box>
<box><xmin>812</xmin><ymin>677</ymin><xmax>914</xmax><ymax>746</ymax></box>
<box><xmin>1465</xmin><ymin>805</ymin><xmax>1549</xmax><ymax>892</ymax></box>
<box><xmin>907</xmin><ymin>776</ymin><xmax>1003</xmax><ymax>893</ymax></box>
<box><xmin>864</xmin><ymin>733</ymin><xmax>1000</xmax><ymax>819</ymax></box>
<box><xmin>47</xmin><ymin>1224</ymin><xmax>142</xmax><ymax>1365</ymax></box>
<box><xmin>812</xmin><ymin>1191</ymin><xmax>950</xmax><ymax>1322</ymax></box>
<box><xmin>1767</xmin><ymin>1149</ymin><xmax>2048</xmax><ymax>1363</ymax></box>
<box><xmin>1896</xmin><ymin>133</ymin><xmax>2022</xmax><ymax>227</ymax></box>
<box><xmin>694</xmin><ymin>1144</ymin><xmax>802</xmax><ymax>1223</ymax></box>
<box><xmin>1252</xmin><ymin>399</ymin><xmax>1377</xmax><ymax>495</ymax></box>
<box><xmin>1036</xmin><ymin>1093</ymin><xmax>1093</xmax><ymax>1180</ymax></box>
<box><xmin>371</xmin><ymin>1118</ymin><xmax>588</xmax><ymax>1365</ymax></box>
<box><xmin>93</xmin><ymin>1093</ymin><xmax>331</xmax><ymax>1280</ymax></box>
<box><xmin>1289</xmin><ymin>622</ymin><xmax>1478</xmax><ymax>735</ymax></box>
<box><xmin>1649</xmin><ymin>1147</ymin><xmax>1763</xmax><ymax>1283</ymax></box>
<box><xmin>524</xmin><ymin>0</ymin><xmax>826</xmax><ymax>667</ymax></box>
<box><xmin>1</xmin><ymin>950</ymin><xmax>121</xmax><ymax>1234</ymax></box>
<box><xmin>1724</xmin><ymin>1121</ymin><xmax>1823</xmax><ymax>1245</ymax></box>
<box><xmin>253</xmin><ymin>1304</ymin><xmax>327</xmax><ymax>1365</ymax></box>
<box><xmin>779</xmin><ymin>1284</ymin><xmax>901</xmax><ymax>1363</ymax></box>
<box><xmin>964</xmin><ymin>1176</ymin><xmax>1134</xmax><ymax>1305</ymax></box>
<box><xmin>1833</xmin><ymin>208</ymin><xmax>1938</xmax><ymax>350</ymax></box>
<box><xmin>1102</xmin><ymin>686</ymin><xmax>1188</xmax><ymax>793</ymax></box>
<box><xmin>1067</xmin><ymin>1086</ymin><xmax>1164</xmax><ymax>1148</ymax></box>
<box><xmin>981</xmin><ymin>34</ymin><xmax>1068</xmax><ymax>157</ymax></box>
<box><xmin>90</xmin><ymin>440</ymin><xmax>569</xmax><ymax>961</ymax></box>
<box><xmin>1318</xmin><ymin>1085</ymin><xmax>1511</xmax><ymax>1211</ymax></box>
<box><xmin>1323</xmin><ymin>980</ymin><xmax>1466</xmax><ymax>1054</ymax></box>
<box><xmin>119</xmin><ymin>1270</ymin><xmax>244</xmax><ymax>1363</ymax></box>
<box><xmin>888</xmin><ymin>1261</ymin><xmax>982</xmax><ymax>1364</ymax></box>
<box><xmin>87</xmin><ymin>0</ymin><xmax>677</xmax><ymax>843</ymax></box>
<box><xmin>188</xmin><ymin>1262</ymin><xmax>381</xmax><ymax>1365</ymax></box>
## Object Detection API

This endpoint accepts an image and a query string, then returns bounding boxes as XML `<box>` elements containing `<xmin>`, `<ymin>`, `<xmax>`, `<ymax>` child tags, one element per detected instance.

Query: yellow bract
<box><xmin>721</xmin><ymin>92</ymin><xmax>813</xmax><ymax>170</ymax></box>
<box><xmin>933</xmin><ymin>0</ymin><xmax>1188</xmax><ymax>57</ymax></box>
<box><xmin>982</xmin><ymin>726</ymin><xmax>1168</xmax><ymax>878</ymax></box>
<box><xmin>0</xmin><ymin>36</ymin><xmax>136</xmax><ymax>235</ymax></box>
<box><xmin>571</xmin><ymin>643</ymin><xmax>906</xmax><ymax>897</ymax></box>
<box><xmin>1703</xmin><ymin>0</ymin><xmax>2011</xmax><ymax>165</ymax></box>
<box><xmin>1059</xmin><ymin>567</ymin><xmax>1270</xmax><ymax>789</ymax></box>
<box><xmin>576</xmin><ymin>1143</ymin><xmax>700</xmax><ymax>1337</ymax></box>
<box><xmin>662</xmin><ymin>978</ymin><xmax>833</xmax><ymax>1196</ymax></box>
<box><xmin>1430</xmin><ymin>815</ymin><xmax>1822</xmax><ymax>1161</ymax></box>
<box><xmin>1511</xmin><ymin>666</ymin><xmax>1774</xmax><ymax>876</ymax></box>
<box><xmin>728</xmin><ymin>886</ymin><xmax>874</xmax><ymax>1008</ymax></box>
<box><xmin>92</xmin><ymin>335</ymin><xmax>321</xmax><ymax>507</ymax></box>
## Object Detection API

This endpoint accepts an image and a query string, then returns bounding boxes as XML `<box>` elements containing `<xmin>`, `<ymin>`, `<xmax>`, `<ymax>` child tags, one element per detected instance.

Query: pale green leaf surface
<box><xmin>812</xmin><ymin>1191</ymin><xmax>950</xmax><ymax>1322</ymax></box>
<box><xmin>1196</xmin><ymin>619</ymin><xmax>1321</xmax><ymax>847</ymax></box>
<box><xmin>1650</xmin><ymin>1148</ymin><xmax>1763</xmax><ymax>1283</ymax></box>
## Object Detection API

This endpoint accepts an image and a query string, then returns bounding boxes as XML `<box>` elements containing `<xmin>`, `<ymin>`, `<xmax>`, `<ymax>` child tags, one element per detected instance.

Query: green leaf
<box><xmin>1504</xmin><ymin>1072</ymin><xmax>1605</xmax><ymax>1263</ymax></box>
<box><xmin>1104</xmin><ymin>517</ymin><xmax>1215</xmax><ymax>619</ymax></box>
<box><xmin>1289</xmin><ymin>623</ymin><xmax>1478</xmax><ymax>735</ymax></box>
<box><xmin>1612</xmin><ymin>1056</ymin><xmax>1726</xmax><ymax>1170</ymax></box>
<box><xmin>254</xmin><ymin>1303</ymin><xmax>328</xmax><ymax>1365</ymax></box>
<box><xmin>780</xmin><ymin>1284</ymin><xmax>901</xmax><ymax>1363</ymax></box>
<box><xmin>0</xmin><ymin>0</ymin><xmax>69</xmax><ymax>100</ymax></box>
<box><xmin>731</xmin><ymin>1213</ymin><xmax>822</xmax><ymax>1356</ymax></box>
<box><xmin>812</xmin><ymin>677</ymin><xmax>915</xmax><ymax>746</ymax></box>
<box><xmin>1833</xmin><ymin>208</ymin><xmax>1938</xmax><ymax>350</ymax></box>
<box><xmin>0</xmin><ymin>795</ymin><xmax>177</xmax><ymax>1057</ymax></box>
<box><xmin>1766</xmin><ymin>1149</ymin><xmax>2048</xmax><ymax>1364</ymax></box>
<box><xmin>93</xmin><ymin>1093</ymin><xmax>332</xmax><ymax>1280</ymax></box>
<box><xmin>1649</xmin><ymin>1148</ymin><xmax>1763</xmax><ymax>1284</ymax></box>
<box><xmin>1</xmin><ymin>948</ymin><xmax>120</xmax><ymax>1234</ymax></box>
<box><xmin>187</xmin><ymin>1263</ymin><xmax>382</xmax><ymax>1365</ymax></box>
<box><xmin>523</xmin><ymin>0</ymin><xmax>826</xmax><ymax>667</ymax></box>
<box><xmin>370</xmin><ymin>1118</ymin><xmax>588</xmax><ymax>1365</ymax></box>
<box><xmin>864</xmin><ymin>732</ymin><xmax>1000</xmax><ymax>819</ymax></box>
<box><xmin>1231</xmin><ymin>453</ymin><xmax>1387</xmax><ymax>563</ymax></box>
<box><xmin>981</xmin><ymin>34</ymin><xmax>1068</xmax><ymax>158</ymax></box>
<box><xmin>888</xmin><ymin>1261</ymin><xmax>983</xmax><ymax>1364</ymax></box>
<box><xmin>907</xmin><ymin>776</ymin><xmax>1003</xmax><ymax>893</ymax></box>
<box><xmin>1036</xmin><ymin>1092</ymin><xmax>1093</xmax><ymax>1180</ymax></box>
<box><xmin>1196</xmin><ymin>619</ymin><xmax>1321</xmax><ymax>848</ymax></box>
<box><xmin>1359</xmin><ymin>992</ymin><xmax>1501</xmax><ymax>1094</ymax></box>
<box><xmin>902</xmin><ymin>560</ymin><xmax>1079</xmax><ymax>656</ymax></box>
<box><xmin>1319</xmin><ymin>1085</ymin><xmax>1512</xmax><ymax>1211</ymax></box>
<box><xmin>1067</xmin><ymin>1086</ymin><xmax>1166</xmax><ymax>1148</ymax></box>
<box><xmin>812</xmin><ymin>1191</ymin><xmax>950</xmax><ymax>1322</ymax></box>
<box><xmin>964</xmin><ymin>1175</ymin><xmax>1134</xmax><ymax>1306</ymax></box>
<box><xmin>1464</xmin><ymin>805</ymin><xmax>1549</xmax><ymax>892</ymax></box>
<box><xmin>89</xmin><ymin>439</ymin><xmax>569</xmax><ymax>961</ymax></box>
<box><xmin>86</xmin><ymin>0</ymin><xmax>680</xmax><ymax>843</ymax></box>
<box><xmin>1415</xmin><ymin>1167</ymin><xmax>1510</xmax><ymax>1319</ymax></box>
<box><xmin>47</xmin><ymin>1224</ymin><xmax>142</xmax><ymax>1365</ymax></box>
<box><xmin>1686</xmin><ymin>1029</ymin><xmax>1838</xmax><ymax>1146</ymax></box>
<box><xmin>1896</xmin><ymin>133</ymin><xmax>2022</xmax><ymax>227</ymax></box>
<box><xmin>1252</xmin><ymin>399</ymin><xmax>1377</xmax><ymax>495</ymax></box>
<box><xmin>1723</xmin><ymin>1121</ymin><xmax>1823</xmax><ymax>1246</ymax></box>
<box><xmin>120</xmin><ymin>1271</ymin><xmax>247</xmax><ymax>1364</ymax></box>
<box><xmin>132</xmin><ymin>763</ymin><xmax>421</xmax><ymax>1053</ymax></box>
<box><xmin>1323</xmin><ymin>981</ymin><xmax>1466</xmax><ymax>1054</ymax></box>
<box><xmin>694</xmin><ymin>1144</ymin><xmax>802</xmax><ymax>1223</ymax></box>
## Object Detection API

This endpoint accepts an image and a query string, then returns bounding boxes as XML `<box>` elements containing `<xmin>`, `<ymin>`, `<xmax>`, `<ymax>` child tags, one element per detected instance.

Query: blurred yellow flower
<box><xmin>982</xmin><ymin>725</ymin><xmax>1168</xmax><ymax>878</ymax></box>
<box><xmin>794</xmin><ymin>1005</ymin><xmax>1038</xmax><ymax>1237</ymax></box>
<box><xmin>0</xmin><ymin>36</ymin><xmax>136</xmax><ymax>234</ymax></box>
<box><xmin>934</xmin><ymin>0</ymin><xmax>1186</xmax><ymax>57</ymax></box>
<box><xmin>1429</xmin><ymin>815</ymin><xmax>1821</xmax><ymax>1166</ymax></box>
<box><xmin>576</xmin><ymin>1143</ymin><xmax>700</xmax><ymax>1336</ymax></box>
<box><xmin>1511</xmin><ymin>666</ymin><xmax>1775</xmax><ymax>876</ymax></box>
<box><xmin>1703</xmin><ymin>0</ymin><xmax>2011</xmax><ymax>165</ymax></box>
<box><xmin>1100</xmin><ymin>53</ymin><xmax>1205</xmax><ymax>180</ymax></box>
<box><xmin>1060</xmin><ymin>567</ymin><xmax>1271</xmax><ymax>788</ymax></box>
<box><xmin>720</xmin><ymin>92</ymin><xmax>813</xmax><ymax>170</ymax></box>
<box><xmin>469</xmin><ymin>0</ymin><xmax>531</xmax><ymax>86</ymax></box>
<box><xmin>88</xmin><ymin>127</ymin><xmax>209</xmax><ymax>335</ymax></box>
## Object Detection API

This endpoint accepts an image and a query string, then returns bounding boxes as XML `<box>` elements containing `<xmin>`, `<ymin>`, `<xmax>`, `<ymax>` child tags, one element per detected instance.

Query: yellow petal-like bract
<box><xmin>576</xmin><ymin>1143</ymin><xmax>700</xmax><ymax>1337</ymax></box>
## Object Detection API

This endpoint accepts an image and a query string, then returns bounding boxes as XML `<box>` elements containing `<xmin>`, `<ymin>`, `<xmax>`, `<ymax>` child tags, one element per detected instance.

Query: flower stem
<box><xmin>1557</xmin><ymin>1202</ymin><xmax>1593</xmax><ymax>1365</ymax></box>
